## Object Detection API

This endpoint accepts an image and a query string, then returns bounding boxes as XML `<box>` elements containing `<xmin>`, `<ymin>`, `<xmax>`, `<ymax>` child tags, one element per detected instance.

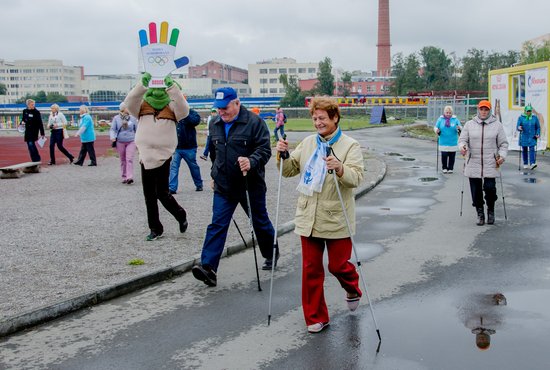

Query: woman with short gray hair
<box><xmin>110</xmin><ymin>103</ymin><xmax>138</xmax><ymax>183</ymax></box>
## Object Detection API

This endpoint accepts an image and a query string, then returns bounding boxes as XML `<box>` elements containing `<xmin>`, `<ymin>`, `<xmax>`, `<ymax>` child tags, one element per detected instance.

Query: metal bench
<box><xmin>0</xmin><ymin>162</ymin><xmax>42</xmax><ymax>179</ymax></box>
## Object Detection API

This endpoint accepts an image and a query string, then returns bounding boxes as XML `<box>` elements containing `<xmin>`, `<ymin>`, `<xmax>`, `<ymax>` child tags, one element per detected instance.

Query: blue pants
<box><xmin>201</xmin><ymin>191</ymin><xmax>276</xmax><ymax>271</ymax></box>
<box><xmin>202</xmin><ymin>136</ymin><xmax>210</xmax><ymax>157</ymax></box>
<box><xmin>521</xmin><ymin>146</ymin><xmax>536</xmax><ymax>165</ymax></box>
<box><xmin>274</xmin><ymin>125</ymin><xmax>285</xmax><ymax>140</ymax></box>
<box><xmin>169</xmin><ymin>148</ymin><xmax>203</xmax><ymax>191</ymax></box>
<box><xmin>26</xmin><ymin>141</ymin><xmax>41</xmax><ymax>162</ymax></box>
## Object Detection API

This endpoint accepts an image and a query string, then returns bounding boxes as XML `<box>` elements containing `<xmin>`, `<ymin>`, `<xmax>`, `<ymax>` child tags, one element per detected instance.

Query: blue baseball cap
<box><xmin>213</xmin><ymin>87</ymin><xmax>237</xmax><ymax>108</ymax></box>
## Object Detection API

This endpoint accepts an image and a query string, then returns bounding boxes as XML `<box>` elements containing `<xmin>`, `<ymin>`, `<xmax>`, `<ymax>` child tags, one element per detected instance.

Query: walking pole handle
<box><xmin>326</xmin><ymin>146</ymin><xmax>333</xmax><ymax>174</ymax></box>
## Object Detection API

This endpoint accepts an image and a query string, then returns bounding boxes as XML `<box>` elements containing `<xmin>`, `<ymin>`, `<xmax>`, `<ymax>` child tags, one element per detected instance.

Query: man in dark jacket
<box><xmin>169</xmin><ymin>108</ymin><xmax>204</xmax><ymax>193</ymax></box>
<box><xmin>192</xmin><ymin>87</ymin><xmax>279</xmax><ymax>287</ymax></box>
<box><xmin>21</xmin><ymin>99</ymin><xmax>45</xmax><ymax>162</ymax></box>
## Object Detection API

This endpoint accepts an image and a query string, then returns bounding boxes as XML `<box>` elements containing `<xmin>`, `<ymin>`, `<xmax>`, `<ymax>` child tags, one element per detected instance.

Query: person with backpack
<box><xmin>274</xmin><ymin>106</ymin><xmax>286</xmax><ymax>140</ymax></box>
<box><xmin>110</xmin><ymin>103</ymin><xmax>138</xmax><ymax>184</ymax></box>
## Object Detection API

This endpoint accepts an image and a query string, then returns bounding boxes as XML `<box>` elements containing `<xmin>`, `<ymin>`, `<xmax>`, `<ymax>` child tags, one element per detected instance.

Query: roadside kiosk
<box><xmin>489</xmin><ymin>61</ymin><xmax>549</xmax><ymax>151</ymax></box>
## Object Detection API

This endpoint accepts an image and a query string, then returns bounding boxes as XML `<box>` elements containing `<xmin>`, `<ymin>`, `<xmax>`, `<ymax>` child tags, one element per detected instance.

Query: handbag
<box><xmin>112</xmin><ymin>123</ymin><xmax>123</xmax><ymax>147</ymax></box>
<box><xmin>63</xmin><ymin>127</ymin><xmax>69</xmax><ymax>139</ymax></box>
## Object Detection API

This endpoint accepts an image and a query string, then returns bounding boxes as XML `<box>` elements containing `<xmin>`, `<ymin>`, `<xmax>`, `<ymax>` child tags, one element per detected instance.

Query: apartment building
<box><xmin>188</xmin><ymin>60</ymin><xmax>248</xmax><ymax>83</ymax></box>
<box><xmin>0</xmin><ymin>59</ymin><xmax>83</xmax><ymax>103</ymax></box>
<box><xmin>248</xmin><ymin>58</ymin><xmax>319</xmax><ymax>97</ymax></box>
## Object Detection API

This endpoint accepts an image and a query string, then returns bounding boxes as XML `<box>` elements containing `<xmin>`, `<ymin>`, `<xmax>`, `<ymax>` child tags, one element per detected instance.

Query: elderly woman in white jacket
<box><xmin>458</xmin><ymin>100</ymin><xmax>508</xmax><ymax>226</ymax></box>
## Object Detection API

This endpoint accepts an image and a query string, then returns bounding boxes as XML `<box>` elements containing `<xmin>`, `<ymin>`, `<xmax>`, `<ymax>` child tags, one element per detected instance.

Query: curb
<box><xmin>0</xmin><ymin>157</ymin><xmax>387</xmax><ymax>338</ymax></box>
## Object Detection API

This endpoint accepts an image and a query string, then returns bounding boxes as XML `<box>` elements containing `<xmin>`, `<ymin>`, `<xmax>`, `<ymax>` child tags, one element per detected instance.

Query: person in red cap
<box><xmin>458</xmin><ymin>100</ymin><xmax>508</xmax><ymax>226</ymax></box>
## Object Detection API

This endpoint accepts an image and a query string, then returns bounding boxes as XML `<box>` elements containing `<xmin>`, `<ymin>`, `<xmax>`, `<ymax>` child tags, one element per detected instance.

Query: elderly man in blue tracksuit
<box><xmin>516</xmin><ymin>104</ymin><xmax>541</xmax><ymax>170</ymax></box>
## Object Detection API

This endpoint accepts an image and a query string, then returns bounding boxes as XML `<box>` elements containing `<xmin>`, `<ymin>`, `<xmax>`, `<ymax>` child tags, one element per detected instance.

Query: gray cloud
<box><xmin>1</xmin><ymin>0</ymin><xmax>548</xmax><ymax>75</ymax></box>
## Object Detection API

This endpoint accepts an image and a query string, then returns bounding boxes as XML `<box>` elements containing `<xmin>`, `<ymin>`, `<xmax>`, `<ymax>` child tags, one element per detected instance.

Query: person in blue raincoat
<box><xmin>434</xmin><ymin>105</ymin><xmax>462</xmax><ymax>173</ymax></box>
<box><xmin>516</xmin><ymin>104</ymin><xmax>541</xmax><ymax>170</ymax></box>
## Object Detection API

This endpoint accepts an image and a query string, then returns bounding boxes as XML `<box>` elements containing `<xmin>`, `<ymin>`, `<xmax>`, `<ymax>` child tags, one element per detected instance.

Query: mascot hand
<box><xmin>142</xmin><ymin>72</ymin><xmax>152</xmax><ymax>87</ymax></box>
<box><xmin>164</xmin><ymin>76</ymin><xmax>174</xmax><ymax>88</ymax></box>
<box><xmin>138</xmin><ymin>21</ymin><xmax>189</xmax><ymax>87</ymax></box>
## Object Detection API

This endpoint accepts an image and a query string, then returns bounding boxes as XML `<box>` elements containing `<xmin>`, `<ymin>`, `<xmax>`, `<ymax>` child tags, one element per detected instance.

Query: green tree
<box><xmin>338</xmin><ymin>71</ymin><xmax>353</xmax><ymax>97</ymax></box>
<box><xmin>521</xmin><ymin>41</ymin><xmax>550</xmax><ymax>64</ymax></box>
<box><xmin>390</xmin><ymin>52</ymin><xmax>423</xmax><ymax>95</ymax></box>
<box><xmin>315</xmin><ymin>57</ymin><xmax>335</xmax><ymax>95</ymax></box>
<box><xmin>279</xmin><ymin>74</ymin><xmax>307</xmax><ymax>107</ymax></box>
<box><xmin>460</xmin><ymin>48</ymin><xmax>486</xmax><ymax>91</ymax></box>
<box><xmin>46</xmin><ymin>92</ymin><xmax>68</xmax><ymax>103</ymax></box>
<box><xmin>419</xmin><ymin>46</ymin><xmax>452</xmax><ymax>91</ymax></box>
<box><xmin>0</xmin><ymin>83</ymin><xmax>6</xmax><ymax>95</ymax></box>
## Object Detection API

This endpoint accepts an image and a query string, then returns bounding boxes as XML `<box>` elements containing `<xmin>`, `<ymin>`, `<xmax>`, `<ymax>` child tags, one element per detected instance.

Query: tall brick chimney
<box><xmin>377</xmin><ymin>0</ymin><xmax>391</xmax><ymax>77</ymax></box>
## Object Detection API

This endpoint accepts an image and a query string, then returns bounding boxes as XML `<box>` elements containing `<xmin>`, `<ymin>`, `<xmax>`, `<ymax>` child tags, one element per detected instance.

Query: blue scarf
<box><xmin>297</xmin><ymin>127</ymin><xmax>342</xmax><ymax>196</ymax></box>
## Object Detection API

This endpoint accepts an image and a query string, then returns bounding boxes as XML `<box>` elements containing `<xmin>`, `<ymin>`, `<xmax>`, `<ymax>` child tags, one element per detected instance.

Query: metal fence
<box><xmin>427</xmin><ymin>95</ymin><xmax>487</xmax><ymax>126</ymax></box>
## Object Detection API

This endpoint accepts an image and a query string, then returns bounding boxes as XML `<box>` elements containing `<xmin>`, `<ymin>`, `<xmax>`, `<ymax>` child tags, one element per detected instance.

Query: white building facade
<box><xmin>248</xmin><ymin>58</ymin><xmax>319</xmax><ymax>97</ymax></box>
<box><xmin>0</xmin><ymin>59</ymin><xmax>83</xmax><ymax>103</ymax></box>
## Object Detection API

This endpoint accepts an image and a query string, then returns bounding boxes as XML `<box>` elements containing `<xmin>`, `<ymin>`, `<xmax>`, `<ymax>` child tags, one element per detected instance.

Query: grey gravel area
<box><xmin>0</xmin><ymin>144</ymin><xmax>384</xmax><ymax>320</ymax></box>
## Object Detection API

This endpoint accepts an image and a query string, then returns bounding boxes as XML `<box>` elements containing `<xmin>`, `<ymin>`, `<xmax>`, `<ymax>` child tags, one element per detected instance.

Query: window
<box><xmin>269</xmin><ymin>88</ymin><xmax>278</xmax><ymax>93</ymax></box>
<box><xmin>278</xmin><ymin>68</ymin><xmax>287</xmax><ymax>74</ymax></box>
<box><xmin>289</xmin><ymin>68</ymin><xmax>296</xmax><ymax>73</ymax></box>
<box><xmin>511</xmin><ymin>74</ymin><xmax>525</xmax><ymax>108</ymax></box>
<box><xmin>308</xmin><ymin>68</ymin><xmax>316</xmax><ymax>73</ymax></box>
<box><xmin>260</xmin><ymin>88</ymin><xmax>268</xmax><ymax>94</ymax></box>
<box><xmin>269</xmin><ymin>68</ymin><xmax>277</xmax><ymax>74</ymax></box>
<box><xmin>259</xmin><ymin>69</ymin><xmax>268</xmax><ymax>74</ymax></box>
<box><xmin>260</xmin><ymin>78</ymin><xmax>268</xmax><ymax>83</ymax></box>
<box><xmin>269</xmin><ymin>78</ymin><xmax>278</xmax><ymax>84</ymax></box>
<box><xmin>298</xmin><ymin>68</ymin><xmax>306</xmax><ymax>73</ymax></box>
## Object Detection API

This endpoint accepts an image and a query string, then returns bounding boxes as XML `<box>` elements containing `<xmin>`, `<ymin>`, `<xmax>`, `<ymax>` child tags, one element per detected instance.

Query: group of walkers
<box><xmin>19</xmin><ymin>83</ymin><xmax>542</xmax><ymax>334</ymax></box>
<box><xmin>435</xmin><ymin>100</ymin><xmax>541</xmax><ymax>226</ymax></box>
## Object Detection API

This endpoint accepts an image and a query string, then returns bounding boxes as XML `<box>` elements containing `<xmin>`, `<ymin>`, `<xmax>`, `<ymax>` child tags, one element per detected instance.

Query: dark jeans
<box><xmin>469</xmin><ymin>178</ymin><xmax>497</xmax><ymax>210</ymax></box>
<box><xmin>169</xmin><ymin>148</ymin><xmax>203</xmax><ymax>191</ymax></box>
<box><xmin>49</xmin><ymin>129</ymin><xmax>73</xmax><ymax>164</ymax></box>
<box><xmin>521</xmin><ymin>145</ymin><xmax>536</xmax><ymax>165</ymax></box>
<box><xmin>274</xmin><ymin>125</ymin><xmax>285</xmax><ymax>140</ymax></box>
<box><xmin>75</xmin><ymin>142</ymin><xmax>96</xmax><ymax>165</ymax></box>
<box><xmin>441</xmin><ymin>151</ymin><xmax>456</xmax><ymax>171</ymax></box>
<box><xmin>26</xmin><ymin>141</ymin><xmax>41</xmax><ymax>162</ymax></box>
<box><xmin>141</xmin><ymin>159</ymin><xmax>187</xmax><ymax>235</ymax></box>
<box><xmin>202</xmin><ymin>136</ymin><xmax>211</xmax><ymax>157</ymax></box>
<box><xmin>201</xmin><ymin>191</ymin><xmax>276</xmax><ymax>271</ymax></box>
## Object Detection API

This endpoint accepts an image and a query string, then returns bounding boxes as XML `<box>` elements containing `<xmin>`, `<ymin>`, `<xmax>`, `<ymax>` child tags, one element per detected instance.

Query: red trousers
<box><xmin>300</xmin><ymin>236</ymin><xmax>362</xmax><ymax>325</ymax></box>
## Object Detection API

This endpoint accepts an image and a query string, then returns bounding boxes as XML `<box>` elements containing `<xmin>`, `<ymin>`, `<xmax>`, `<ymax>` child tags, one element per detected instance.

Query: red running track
<box><xmin>0</xmin><ymin>135</ymin><xmax>113</xmax><ymax>167</ymax></box>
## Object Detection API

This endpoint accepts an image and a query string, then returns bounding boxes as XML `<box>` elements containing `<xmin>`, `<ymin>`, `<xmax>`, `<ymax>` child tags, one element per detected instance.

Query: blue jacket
<box><xmin>435</xmin><ymin>115</ymin><xmax>461</xmax><ymax>147</ymax></box>
<box><xmin>516</xmin><ymin>114</ymin><xmax>540</xmax><ymax>147</ymax></box>
<box><xmin>176</xmin><ymin>109</ymin><xmax>201</xmax><ymax>149</ymax></box>
<box><xmin>78</xmin><ymin>114</ymin><xmax>96</xmax><ymax>143</ymax></box>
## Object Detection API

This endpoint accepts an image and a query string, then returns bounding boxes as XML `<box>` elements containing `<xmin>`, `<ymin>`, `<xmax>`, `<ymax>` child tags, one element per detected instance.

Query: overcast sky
<box><xmin>1</xmin><ymin>0</ymin><xmax>548</xmax><ymax>75</ymax></box>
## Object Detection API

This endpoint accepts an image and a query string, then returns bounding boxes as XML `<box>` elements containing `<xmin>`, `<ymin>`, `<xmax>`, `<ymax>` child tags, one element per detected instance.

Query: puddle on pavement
<box><xmin>523</xmin><ymin>178</ymin><xmax>538</xmax><ymax>183</ymax></box>
<box><xmin>349</xmin><ymin>289</ymin><xmax>550</xmax><ymax>369</ymax></box>
<box><xmin>419</xmin><ymin>177</ymin><xmax>438</xmax><ymax>182</ymax></box>
<box><xmin>400</xmin><ymin>157</ymin><xmax>416</xmax><ymax>161</ymax></box>
<box><xmin>351</xmin><ymin>243</ymin><xmax>384</xmax><ymax>262</ymax></box>
<box><xmin>384</xmin><ymin>152</ymin><xmax>403</xmax><ymax>156</ymax></box>
<box><xmin>356</xmin><ymin>205</ymin><xmax>427</xmax><ymax>216</ymax></box>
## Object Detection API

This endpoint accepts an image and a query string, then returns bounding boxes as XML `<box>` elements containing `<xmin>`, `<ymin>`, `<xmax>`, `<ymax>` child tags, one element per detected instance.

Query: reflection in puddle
<box><xmin>523</xmin><ymin>178</ymin><xmax>537</xmax><ymax>183</ymax></box>
<box><xmin>400</xmin><ymin>157</ymin><xmax>416</xmax><ymax>161</ymax></box>
<box><xmin>385</xmin><ymin>152</ymin><xmax>403</xmax><ymax>156</ymax></box>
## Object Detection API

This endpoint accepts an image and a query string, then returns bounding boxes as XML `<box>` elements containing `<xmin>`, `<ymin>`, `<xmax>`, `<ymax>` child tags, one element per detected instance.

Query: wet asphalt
<box><xmin>1</xmin><ymin>125</ymin><xmax>549</xmax><ymax>369</ymax></box>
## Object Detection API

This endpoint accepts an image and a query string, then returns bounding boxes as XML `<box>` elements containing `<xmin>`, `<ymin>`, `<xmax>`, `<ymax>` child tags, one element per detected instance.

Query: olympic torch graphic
<box><xmin>138</xmin><ymin>21</ymin><xmax>189</xmax><ymax>88</ymax></box>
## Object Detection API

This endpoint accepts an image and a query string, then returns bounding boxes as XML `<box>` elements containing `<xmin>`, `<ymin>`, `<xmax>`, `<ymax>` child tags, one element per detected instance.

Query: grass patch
<box><xmin>404</xmin><ymin>124</ymin><xmax>437</xmax><ymax>139</ymax></box>
<box><xmin>128</xmin><ymin>259</ymin><xmax>145</xmax><ymax>265</ymax></box>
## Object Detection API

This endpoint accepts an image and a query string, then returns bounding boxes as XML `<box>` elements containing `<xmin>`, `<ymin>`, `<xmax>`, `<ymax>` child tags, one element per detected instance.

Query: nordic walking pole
<box><xmin>268</xmin><ymin>134</ymin><xmax>287</xmax><ymax>326</ymax></box>
<box><xmin>232</xmin><ymin>217</ymin><xmax>248</xmax><ymax>248</ymax></box>
<box><xmin>327</xmin><ymin>146</ymin><xmax>382</xmax><ymax>345</ymax></box>
<box><xmin>497</xmin><ymin>157</ymin><xmax>508</xmax><ymax>220</ymax></box>
<box><xmin>233</xmin><ymin>215</ymin><xmax>261</xmax><ymax>290</ymax></box>
<box><xmin>436</xmin><ymin>131</ymin><xmax>439</xmax><ymax>173</ymax></box>
<box><xmin>242</xmin><ymin>169</ymin><xmax>262</xmax><ymax>291</ymax></box>
<box><xmin>460</xmin><ymin>155</ymin><xmax>465</xmax><ymax>216</ymax></box>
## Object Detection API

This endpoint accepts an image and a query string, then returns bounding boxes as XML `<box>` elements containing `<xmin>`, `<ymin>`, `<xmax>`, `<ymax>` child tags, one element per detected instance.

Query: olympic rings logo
<box><xmin>148</xmin><ymin>56</ymin><xmax>169</xmax><ymax>66</ymax></box>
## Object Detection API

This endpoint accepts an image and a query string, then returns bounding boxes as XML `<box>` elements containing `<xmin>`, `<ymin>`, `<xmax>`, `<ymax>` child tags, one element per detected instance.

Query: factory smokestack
<box><xmin>377</xmin><ymin>0</ymin><xmax>391</xmax><ymax>77</ymax></box>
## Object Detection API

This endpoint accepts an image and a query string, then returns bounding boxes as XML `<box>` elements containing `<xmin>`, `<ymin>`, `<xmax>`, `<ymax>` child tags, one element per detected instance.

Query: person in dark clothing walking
<box><xmin>169</xmin><ymin>108</ymin><xmax>204</xmax><ymax>193</ymax></box>
<box><xmin>47</xmin><ymin>103</ymin><xmax>74</xmax><ymax>165</ymax></box>
<box><xmin>192</xmin><ymin>87</ymin><xmax>279</xmax><ymax>287</ymax></box>
<box><xmin>21</xmin><ymin>99</ymin><xmax>45</xmax><ymax>162</ymax></box>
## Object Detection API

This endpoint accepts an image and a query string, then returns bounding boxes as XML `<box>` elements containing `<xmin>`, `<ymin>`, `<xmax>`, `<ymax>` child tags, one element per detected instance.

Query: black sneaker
<box><xmin>195</xmin><ymin>186</ymin><xmax>203</xmax><ymax>191</ymax></box>
<box><xmin>146</xmin><ymin>231</ymin><xmax>163</xmax><ymax>241</ymax></box>
<box><xmin>179</xmin><ymin>218</ymin><xmax>188</xmax><ymax>233</ymax></box>
<box><xmin>169</xmin><ymin>190</ymin><xmax>177</xmax><ymax>195</ymax></box>
<box><xmin>262</xmin><ymin>249</ymin><xmax>280</xmax><ymax>270</ymax></box>
<box><xmin>192</xmin><ymin>265</ymin><xmax>217</xmax><ymax>287</ymax></box>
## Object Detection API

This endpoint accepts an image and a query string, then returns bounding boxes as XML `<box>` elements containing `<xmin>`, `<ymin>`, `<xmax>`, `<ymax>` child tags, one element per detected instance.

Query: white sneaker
<box><xmin>442</xmin><ymin>169</ymin><xmax>448</xmax><ymax>174</ymax></box>
<box><xmin>531</xmin><ymin>163</ymin><xmax>537</xmax><ymax>170</ymax></box>
<box><xmin>346</xmin><ymin>295</ymin><xmax>361</xmax><ymax>312</ymax></box>
<box><xmin>307</xmin><ymin>322</ymin><xmax>329</xmax><ymax>333</ymax></box>
<box><xmin>523</xmin><ymin>165</ymin><xmax>529</xmax><ymax>169</ymax></box>
<box><xmin>448</xmin><ymin>170</ymin><xmax>453</xmax><ymax>174</ymax></box>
